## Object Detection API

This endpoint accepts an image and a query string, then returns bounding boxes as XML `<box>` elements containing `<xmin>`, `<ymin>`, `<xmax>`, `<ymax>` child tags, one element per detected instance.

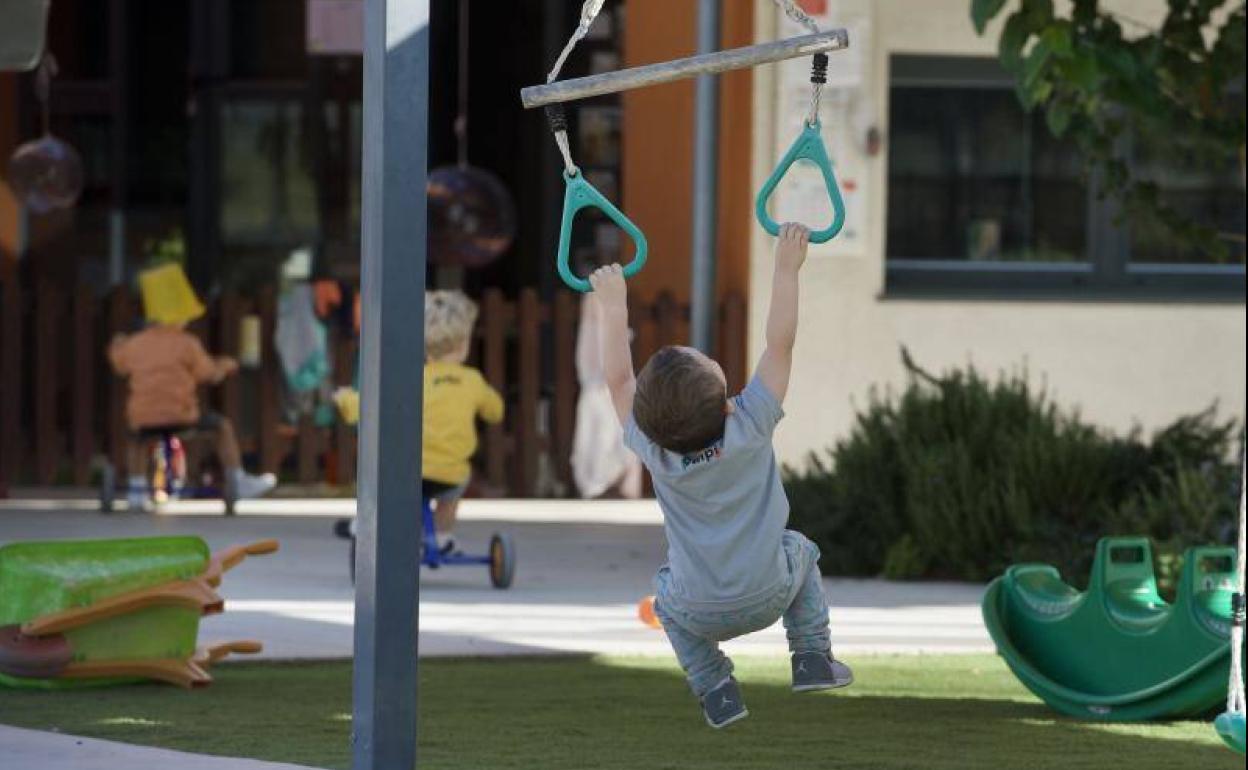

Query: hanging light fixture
<box><xmin>426</xmin><ymin>0</ymin><xmax>517</xmax><ymax>271</ymax></box>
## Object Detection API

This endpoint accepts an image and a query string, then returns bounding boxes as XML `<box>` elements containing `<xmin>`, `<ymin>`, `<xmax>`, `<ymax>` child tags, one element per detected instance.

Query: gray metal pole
<box><xmin>521</xmin><ymin>29</ymin><xmax>849</xmax><ymax>108</ymax></box>
<box><xmin>353</xmin><ymin>1</ymin><xmax>428</xmax><ymax>769</ymax></box>
<box><xmin>690</xmin><ymin>0</ymin><xmax>720</xmax><ymax>354</ymax></box>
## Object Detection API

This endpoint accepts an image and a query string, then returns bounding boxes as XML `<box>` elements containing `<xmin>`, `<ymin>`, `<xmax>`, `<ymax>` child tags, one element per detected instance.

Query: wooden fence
<box><xmin>0</xmin><ymin>264</ymin><xmax>747</xmax><ymax>498</ymax></box>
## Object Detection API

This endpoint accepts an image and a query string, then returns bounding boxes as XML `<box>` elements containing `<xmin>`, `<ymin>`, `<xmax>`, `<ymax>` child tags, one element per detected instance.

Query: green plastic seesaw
<box><xmin>981</xmin><ymin>536</ymin><xmax>1245</xmax><ymax>723</ymax></box>
<box><xmin>555</xmin><ymin>170</ymin><xmax>648</xmax><ymax>293</ymax></box>
<box><xmin>755</xmin><ymin>52</ymin><xmax>846</xmax><ymax>245</ymax></box>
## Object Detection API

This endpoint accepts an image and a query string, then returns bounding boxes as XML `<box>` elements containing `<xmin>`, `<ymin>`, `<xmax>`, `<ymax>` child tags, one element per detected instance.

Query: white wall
<box><xmin>749</xmin><ymin>0</ymin><xmax>1246</xmax><ymax>465</ymax></box>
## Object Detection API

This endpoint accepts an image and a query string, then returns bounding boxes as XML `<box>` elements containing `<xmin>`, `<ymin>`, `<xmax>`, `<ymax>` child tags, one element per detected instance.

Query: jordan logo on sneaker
<box><xmin>797</xmin><ymin>660</ymin><xmax>808</xmax><ymax>674</ymax></box>
<box><xmin>721</xmin><ymin>695</ymin><xmax>734</xmax><ymax>708</ymax></box>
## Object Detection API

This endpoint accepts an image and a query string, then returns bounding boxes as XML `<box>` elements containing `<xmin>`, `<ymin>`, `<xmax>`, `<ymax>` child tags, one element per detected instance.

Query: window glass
<box><xmin>220</xmin><ymin>99</ymin><xmax>319</xmax><ymax>244</ymax></box>
<box><xmin>888</xmin><ymin>78</ymin><xmax>1089</xmax><ymax>263</ymax></box>
<box><xmin>1128</xmin><ymin>143</ymin><xmax>1246</xmax><ymax>265</ymax></box>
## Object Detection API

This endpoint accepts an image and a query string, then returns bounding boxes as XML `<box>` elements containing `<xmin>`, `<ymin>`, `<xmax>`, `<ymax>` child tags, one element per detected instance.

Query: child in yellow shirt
<box><xmin>422</xmin><ymin>291</ymin><xmax>504</xmax><ymax>553</ymax></box>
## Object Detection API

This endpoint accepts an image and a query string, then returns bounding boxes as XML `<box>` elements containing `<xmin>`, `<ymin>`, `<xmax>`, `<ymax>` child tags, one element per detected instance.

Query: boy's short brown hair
<box><xmin>633</xmin><ymin>346</ymin><xmax>727</xmax><ymax>454</ymax></box>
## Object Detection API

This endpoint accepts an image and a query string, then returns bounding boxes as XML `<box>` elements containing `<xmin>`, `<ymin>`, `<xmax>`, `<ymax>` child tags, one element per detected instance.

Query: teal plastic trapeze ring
<box><xmin>556</xmin><ymin>171</ymin><xmax>648</xmax><ymax>293</ymax></box>
<box><xmin>1215</xmin><ymin>712</ymin><xmax>1246</xmax><ymax>754</ymax></box>
<box><xmin>754</xmin><ymin>120</ymin><xmax>846</xmax><ymax>245</ymax></box>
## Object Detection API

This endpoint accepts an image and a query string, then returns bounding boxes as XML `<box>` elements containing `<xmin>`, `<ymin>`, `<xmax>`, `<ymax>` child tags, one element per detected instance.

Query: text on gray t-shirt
<box><xmin>624</xmin><ymin>375</ymin><xmax>789</xmax><ymax>610</ymax></box>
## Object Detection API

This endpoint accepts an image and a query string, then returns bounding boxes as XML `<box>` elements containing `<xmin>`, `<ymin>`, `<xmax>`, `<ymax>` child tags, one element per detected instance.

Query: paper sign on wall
<box><xmin>307</xmin><ymin>0</ymin><xmax>363</xmax><ymax>56</ymax></box>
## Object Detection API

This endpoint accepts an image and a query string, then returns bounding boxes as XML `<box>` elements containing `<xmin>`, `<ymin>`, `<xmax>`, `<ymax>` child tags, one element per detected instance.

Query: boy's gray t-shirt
<box><xmin>624</xmin><ymin>375</ymin><xmax>788</xmax><ymax>611</ymax></box>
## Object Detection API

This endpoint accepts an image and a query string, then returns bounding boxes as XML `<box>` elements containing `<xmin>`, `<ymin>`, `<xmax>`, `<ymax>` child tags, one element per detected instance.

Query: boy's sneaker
<box><xmin>126</xmin><ymin>475</ymin><xmax>148</xmax><ymax>511</ymax></box>
<box><xmin>228</xmin><ymin>469</ymin><xmax>277</xmax><ymax>500</ymax></box>
<box><xmin>791</xmin><ymin>651</ymin><xmax>854</xmax><ymax>693</ymax></box>
<box><xmin>333</xmin><ymin>518</ymin><xmax>355</xmax><ymax>540</ymax></box>
<box><xmin>701</xmin><ymin>677</ymin><xmax>749</xmax><ymax>729</ymax></box>
<box><xmin>438</xmin><ymin>539</ymin><xmax>462</xmax><ymax>557</ymax></box>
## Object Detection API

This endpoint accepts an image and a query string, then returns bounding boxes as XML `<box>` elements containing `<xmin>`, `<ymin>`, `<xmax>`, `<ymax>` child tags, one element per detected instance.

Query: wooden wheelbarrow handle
<box><xmin>59</xmin><ymin>658</ymin><xmax>213</xmax><ymax>689</ymax></box>
<box><xmin>193</xmin><ymin>639</ymin><xmax>263</xmax><ymax>667</ymax></box>
<box><xmin>203</xmin><ymin>539</ymin><xmax>280</xmax><ymax>587</ymax></box>
<box><xmin>21</xmin><ymin>579</ymin><xmax>223</xmax><ymax>637</ymax></box>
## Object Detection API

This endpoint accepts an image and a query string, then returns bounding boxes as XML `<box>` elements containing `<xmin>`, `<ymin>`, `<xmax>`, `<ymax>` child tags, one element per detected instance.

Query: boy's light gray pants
<box><xmin>653</xmin><ymin>530</ymin><xmax>831</xmax><ymax>697</ymax></box>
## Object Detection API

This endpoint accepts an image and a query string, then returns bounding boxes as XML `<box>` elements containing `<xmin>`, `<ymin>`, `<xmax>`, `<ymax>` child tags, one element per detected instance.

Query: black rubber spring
<box><xmin>810</xmin><ymin>53</ymin><xmax>829</xmax><ymax>85</ymax></box>
<box><xmin>545</xmin><ymin>104</ymin><xmax>568</xmax><ymax>133</ymax></box>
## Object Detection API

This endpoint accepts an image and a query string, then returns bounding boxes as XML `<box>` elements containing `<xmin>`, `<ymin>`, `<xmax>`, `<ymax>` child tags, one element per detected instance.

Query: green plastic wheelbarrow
<box><xmin>0</xmin><ymin>536</ymin><xmax>276</xmax><ymax>689</ymax></box>
<box><xmin>982</xmin><ymin>536</ymin><xmax>1244</xmax><ymax>721</ymax></box>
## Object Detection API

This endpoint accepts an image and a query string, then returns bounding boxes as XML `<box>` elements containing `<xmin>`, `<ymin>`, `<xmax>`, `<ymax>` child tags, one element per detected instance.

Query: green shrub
<box><xmin>783</xmin><ymin>349</ymin><xmax>1241</xmax><ymax>590</ymax></box>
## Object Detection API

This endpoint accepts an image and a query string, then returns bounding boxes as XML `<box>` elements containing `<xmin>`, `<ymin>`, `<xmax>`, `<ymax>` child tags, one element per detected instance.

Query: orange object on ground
<box><xmin>638</xmin><ymin>595</ymin><xmax>662</xmax><ymax>629</ymax></box>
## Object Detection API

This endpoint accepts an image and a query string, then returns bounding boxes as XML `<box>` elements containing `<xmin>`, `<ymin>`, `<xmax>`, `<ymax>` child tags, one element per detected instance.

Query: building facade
<box><xmin>0</xmin><ymin>0</ymin><xmax>1242</xmax><ymax>485</ymax></box>
<box><xmin>747</xmin><ymin>0</ymin><xmax>1246</xmax><ymax>464</ymax></box>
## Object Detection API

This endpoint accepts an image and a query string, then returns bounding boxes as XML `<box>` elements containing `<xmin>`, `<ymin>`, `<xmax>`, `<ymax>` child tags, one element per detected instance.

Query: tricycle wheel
<box><xmin>488</xmin><ymin>533</ymin><xmax>516</xmax><ymax>589</ymax></box>
<box><xmin>99</xmin><ymin>462</ymin><xmax>116</xmax><ymax>513</ymax></box>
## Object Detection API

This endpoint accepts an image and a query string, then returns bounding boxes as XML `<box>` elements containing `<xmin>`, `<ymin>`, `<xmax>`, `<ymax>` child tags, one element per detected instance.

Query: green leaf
<box><xmin>1072</xmin><ymin>0</ymin><xmax>1099</xmax><ymax>26</ymax></box>
<box><xmin>999</xmin><ymin>12</ymin><xmax>1032</xmax><ymax>71</ymax></box>
<box><xmin>1046</xmin><ymin>101</ymin><xmax>1074</xmax><ymax>136</ymax></box>
<box><xmin>1064</xmin><ymin>51</ymin><xmax>1101</xmax><ymax>91</ymax></box>
<box><xmin>1041</xmin><ymin>24</ymin><xmax>1073</xmax><ymax>57</ymax></box>
<box><xmin>971</xmin><ymin>0</ymin><xmax>1009</xmax><ymax>34</ymax></box>
<box><xmin>986</xmin><ymin>0</ymin><xmax>1246</xmax><ymax>258</ymax></box>
<box><xmin>1017</xmin><ymin>79</ymin><xmax>1053</xmax><ymax>110</ymax></box>
<box><xmin>1022</xmin><ymin>38</ymin><xmax>1054</xmax><ymax>91</ymax></box>
<box><xmin>1026</xmin><ymin>0</ymin><xmax>1056</xmax><ymax>26</ymax></box>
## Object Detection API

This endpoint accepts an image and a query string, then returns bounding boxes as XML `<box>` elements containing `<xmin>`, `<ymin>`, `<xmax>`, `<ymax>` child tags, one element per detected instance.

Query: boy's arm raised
<box><xmin>589</xmin><ymin>265</ymin><xmax>635</xmax><ymax>426</ymax></box>
<box><xmin>755</xmin><ymin>223</ymin><xmax>809</xmax><ymax>404</ymax></box>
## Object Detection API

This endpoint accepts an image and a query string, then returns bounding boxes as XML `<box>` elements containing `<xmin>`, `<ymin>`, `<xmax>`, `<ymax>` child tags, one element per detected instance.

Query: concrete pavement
<box><xmin>0</xmin><ymin>725</ymin><xmax>320</xmax><ymax>770</ymax></box>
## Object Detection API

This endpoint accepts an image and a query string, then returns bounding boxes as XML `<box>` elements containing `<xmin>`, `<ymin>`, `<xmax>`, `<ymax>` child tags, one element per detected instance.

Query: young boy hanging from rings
<box><xmin>590</xmin><ymin>223</ymin><xmax>852</xmax><ymax>729</ymax></box>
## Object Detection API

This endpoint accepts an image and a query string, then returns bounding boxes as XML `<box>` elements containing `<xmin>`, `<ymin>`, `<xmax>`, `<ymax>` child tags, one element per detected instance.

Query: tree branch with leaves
<box><xmin>972</xmin><ymin>0</ymin><xmax>1245</xmax><ymax>260</ymax></box>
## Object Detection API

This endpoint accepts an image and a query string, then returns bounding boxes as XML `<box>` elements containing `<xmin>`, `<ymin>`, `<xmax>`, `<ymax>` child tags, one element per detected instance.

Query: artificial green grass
<box><xmin>0</xmin><ymin>654</ymin><xmax>1238</xmax><ymax>769</ymax></box>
